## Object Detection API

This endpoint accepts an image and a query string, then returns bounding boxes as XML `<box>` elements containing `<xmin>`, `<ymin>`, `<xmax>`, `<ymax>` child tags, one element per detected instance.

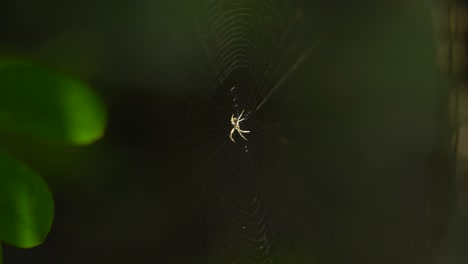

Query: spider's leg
<box><xmin>239</xmin><ymin>110</ymin><xmax>244</xmax><ymax>119</ymax></box>
<box><xmin>239</xmin><ymin>129</ymin><xmax>250</xmax><ymax>133</ymax></box>
<box><xmin>238</xmin><ymin>130</ymin><xmax>248</xmax><ymax>141</ymax></box>
<box><xmin>229</xmin><ymin>128</ymin><xmax>236</xmax><ymax>143</ymax></box>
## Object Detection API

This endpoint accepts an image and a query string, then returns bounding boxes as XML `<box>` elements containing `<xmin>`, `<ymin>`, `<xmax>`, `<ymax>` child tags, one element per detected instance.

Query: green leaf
<box><xmin>0</xmin><ymin>60</ymin><xmax>106</xmax><ymax>145</ymax></box>
<box><xmin>0</xmin><ymin>152</ymin><xmax>54</xmax><ymax>248</ymax></box>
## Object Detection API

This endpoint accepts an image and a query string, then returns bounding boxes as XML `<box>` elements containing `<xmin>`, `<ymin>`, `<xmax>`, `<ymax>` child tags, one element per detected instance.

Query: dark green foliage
<box><xmin>0</xmin><ymin>60</ymin><xmax>106</xmax><ymax>145</ymax></box>
<box><xmin>0</xmin><ymin>152</ymin><xmax>54</xmax><ymax>248</ymax></box>
<box><xmin>0</xmin><ymin>59</ymin><xmax>106</xmax><ymax>263</ymax></box>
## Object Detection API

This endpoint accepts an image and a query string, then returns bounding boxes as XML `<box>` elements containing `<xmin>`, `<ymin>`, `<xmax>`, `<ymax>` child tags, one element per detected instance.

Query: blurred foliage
<box><xmin>0</xmin><ymin>59</ymin><xmax>106</xmax><ymax>145</ymax></box>
<box><xmin>0</xmin><ymin>152</ymin><xmax>53</xmax><ymax>248</ymax></box>
<box><xmin>0</xmin><ymin>58</ymin><xmax>106</xmax><ymax>263</ymax></box>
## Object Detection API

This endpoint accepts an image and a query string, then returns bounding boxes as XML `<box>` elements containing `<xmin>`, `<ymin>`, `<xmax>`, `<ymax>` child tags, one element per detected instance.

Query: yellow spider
<box><xmin>229</xmin><ymin>110</ymin><xmax>250</xmax><ymax>143</ymax></box>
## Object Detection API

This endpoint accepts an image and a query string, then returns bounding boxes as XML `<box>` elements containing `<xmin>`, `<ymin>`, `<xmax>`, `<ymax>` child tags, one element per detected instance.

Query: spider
<box><xmin>229</xmin><ymin>110</ymin><xmax>250</xmax><ymax>143</ymax></box>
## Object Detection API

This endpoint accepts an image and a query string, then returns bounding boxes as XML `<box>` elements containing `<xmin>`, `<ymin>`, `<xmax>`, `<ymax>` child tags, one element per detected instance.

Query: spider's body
<box><xmin>229</xmin><ymin>110</ymin><xmax>250</xmax><ymax>143</ymax></box>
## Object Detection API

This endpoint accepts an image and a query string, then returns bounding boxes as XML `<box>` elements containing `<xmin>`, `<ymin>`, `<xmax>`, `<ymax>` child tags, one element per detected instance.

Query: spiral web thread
<box><xmin>190</xmin><ymin>0</ymin><xmax>301</xmax><ymax>263</ymax></box>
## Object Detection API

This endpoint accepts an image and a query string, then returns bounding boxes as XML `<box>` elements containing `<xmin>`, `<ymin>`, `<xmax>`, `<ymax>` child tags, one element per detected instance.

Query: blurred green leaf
<box><xmin>0</xmin><ymin>60</ymin><xmax>106</xmax><ymax>145</ymax></box>
<box><xmin>0</xmin><ymin>152</ymin><xmax>54</xmax><ymax>248</ymax></box>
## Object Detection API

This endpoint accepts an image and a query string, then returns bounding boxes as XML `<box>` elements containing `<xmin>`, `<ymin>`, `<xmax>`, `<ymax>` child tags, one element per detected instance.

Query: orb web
<box><xmin>182</xmin><ymin>0</ymin><xmax>311</xmax><ymax>263</ymax></box>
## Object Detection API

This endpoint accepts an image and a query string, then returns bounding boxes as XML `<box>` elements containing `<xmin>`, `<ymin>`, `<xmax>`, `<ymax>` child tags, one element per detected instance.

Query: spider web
<box><xmin>178</xmin><ymin>0</ymin><xmax>317</xmax><ymax>263</ymax></box>
<box><xmin>166</xmin><ymin>0</ymin><xmax>460</xmax><ymax>263</ymax></box>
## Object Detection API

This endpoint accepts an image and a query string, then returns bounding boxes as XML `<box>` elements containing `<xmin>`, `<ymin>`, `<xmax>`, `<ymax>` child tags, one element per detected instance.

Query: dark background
<box><xmin>1</xmin><ymin>0</ymin><xmax>467</xmax><ymax>263</ymax></box>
